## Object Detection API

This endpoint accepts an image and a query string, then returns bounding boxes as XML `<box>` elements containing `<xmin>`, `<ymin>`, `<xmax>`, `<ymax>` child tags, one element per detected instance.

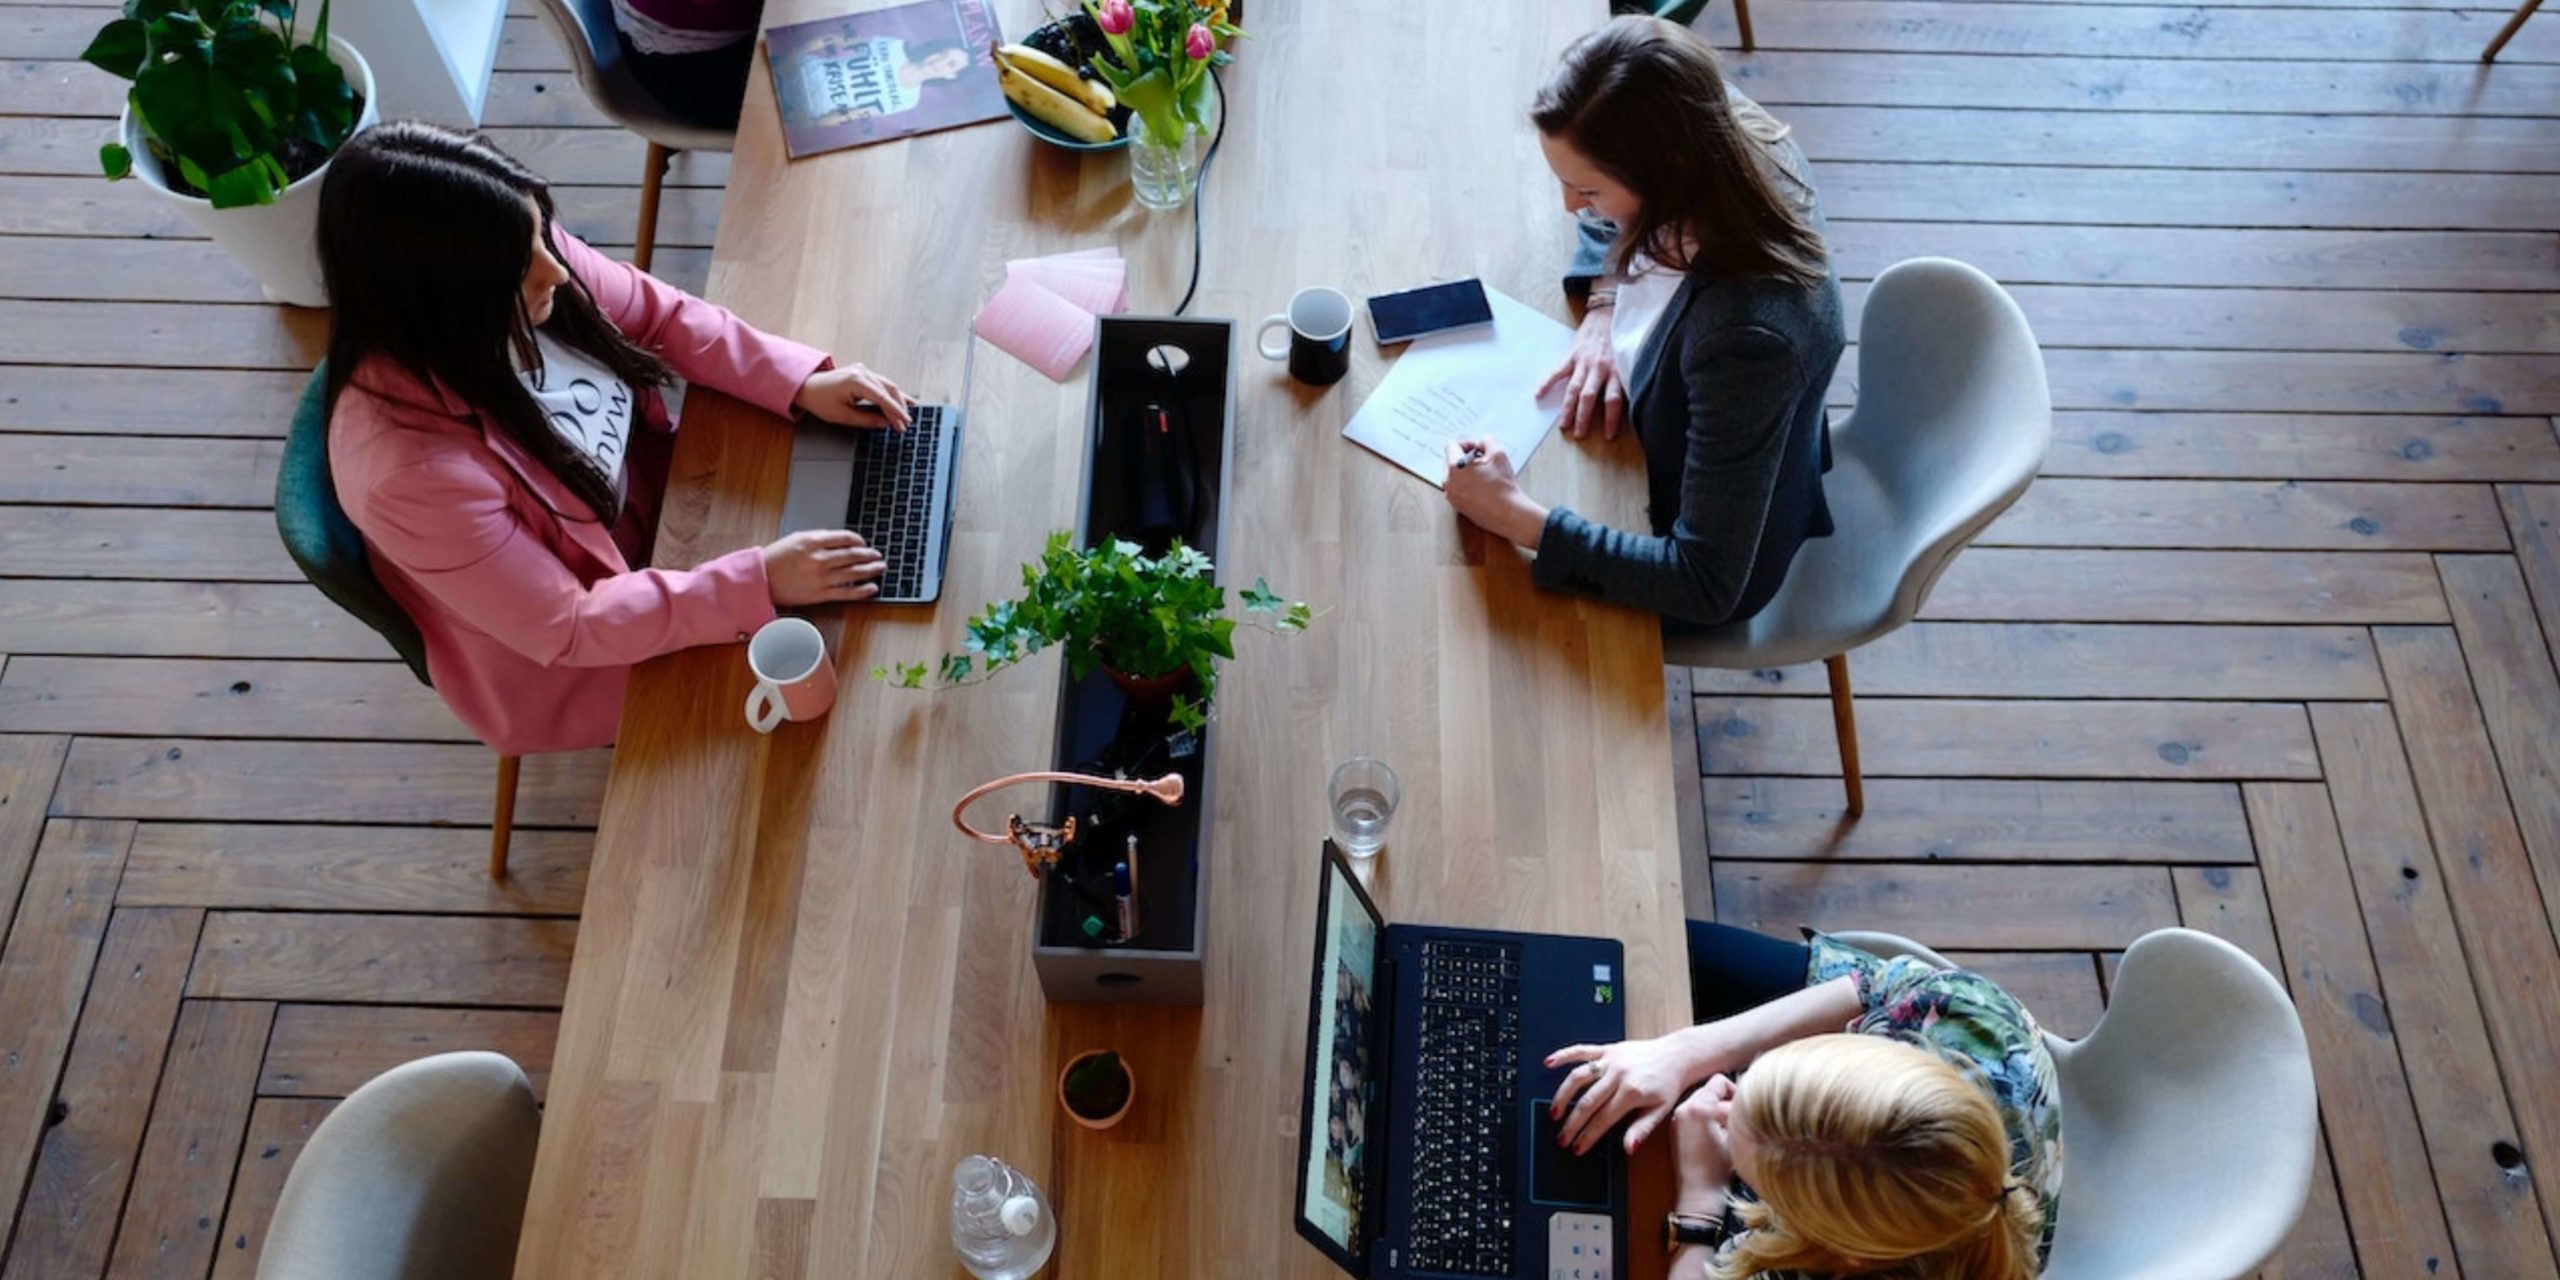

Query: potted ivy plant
<box><xmin>83</xmin><ymin>0</ymin><xmax>376</xmax><ymax>307</ymax></box>
<box><xmin>874</xmin><ymin>532</ymin><xmax>1312</xmax><ymax>732</ymax></box>
<box><xmin>1058</xmin><ymin>1050</ymin><xmax>1134</xmax><ymax>1130</ymax></box>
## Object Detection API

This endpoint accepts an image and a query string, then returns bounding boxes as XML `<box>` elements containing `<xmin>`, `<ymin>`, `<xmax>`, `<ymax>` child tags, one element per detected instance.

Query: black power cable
<box><xmin>1171</xmin><ymin>68</ymin><xmax>1229</xmax><ymax>317</ymax></box>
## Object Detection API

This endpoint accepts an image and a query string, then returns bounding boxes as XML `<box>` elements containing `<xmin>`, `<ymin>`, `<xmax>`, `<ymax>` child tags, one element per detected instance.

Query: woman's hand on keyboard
<box><xmin>764</xmin><ymin>529</ymin><xmax>887</xmax><ymax>605</ymax></box>
<box><xmin>1546</xmin><ymin>1033</ymin><xmax>1701</xmax><ymax>1156</ymax></box>
<box><xmin>794</xmin><ymin>362</ymin><xmax>915</xmax><ymax>430</ymax></box>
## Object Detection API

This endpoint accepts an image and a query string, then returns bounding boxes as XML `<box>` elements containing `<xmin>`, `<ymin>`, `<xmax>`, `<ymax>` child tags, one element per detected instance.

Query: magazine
<box><xmin>766</xmin><ymin>0</ymin><xmax>1007</xmax><ymax>159</ymax></box>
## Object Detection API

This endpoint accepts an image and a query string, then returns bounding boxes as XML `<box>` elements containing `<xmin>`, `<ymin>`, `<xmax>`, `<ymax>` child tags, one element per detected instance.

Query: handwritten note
<box><xmin>1342</xmin><ymin>286</ymin><xmax>1575</xmax><ymax>487</ymax></box>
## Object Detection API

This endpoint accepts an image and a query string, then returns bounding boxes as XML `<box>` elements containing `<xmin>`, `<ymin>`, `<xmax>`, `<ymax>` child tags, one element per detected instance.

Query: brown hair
<box><xmin>1713</xmin><ymin>1036</ymin><xmax>2041</xmax><ymax>1280</ymax></box>
<box><xmin>1530</xmin><ymin>16</ymin><xmax>1827</xmax><ymax>290</ymax></box>
<box><xmin>319</xmin><ymin>121</ymin><xmax>674</xmax><ymax>522</ymax></box>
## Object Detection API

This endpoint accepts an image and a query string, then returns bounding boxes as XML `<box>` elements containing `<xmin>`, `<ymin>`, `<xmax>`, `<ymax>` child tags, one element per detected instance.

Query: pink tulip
<box><xmin>1185</xmin><ymin>21</ymin><xmax>1214</xmax><ymax>58</ymax></box>
<box><xmin>1096</xmin><ymin>0</ymin><xmax>1134</xmax><ymax>35</ymax></box>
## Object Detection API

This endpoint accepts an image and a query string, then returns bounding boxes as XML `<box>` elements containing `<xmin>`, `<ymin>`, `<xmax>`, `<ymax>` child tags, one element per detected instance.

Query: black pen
<box><xmin>1454</xmin><ymin>446</ymin><xmax>1487</xmax><ymax>470</ymax></box>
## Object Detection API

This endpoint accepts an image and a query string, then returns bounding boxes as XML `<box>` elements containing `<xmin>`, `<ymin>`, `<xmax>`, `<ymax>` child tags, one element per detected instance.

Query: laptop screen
<box><xmin>1295</xmin><ymin>843</ymin><xmax>1385</xmax><ymax>1274</ymax></box>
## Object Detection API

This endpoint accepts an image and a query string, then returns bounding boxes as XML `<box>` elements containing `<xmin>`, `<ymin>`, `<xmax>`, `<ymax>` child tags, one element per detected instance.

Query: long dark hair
<box><xmin>1530</xmin><ymin>17</ymin><xmax>1827</xmax><ymax>290</ymax></box>
<box><xmin>318</xmin><ymin>120</ymin><xmax>673</xmax><ymax>521</ymax></box>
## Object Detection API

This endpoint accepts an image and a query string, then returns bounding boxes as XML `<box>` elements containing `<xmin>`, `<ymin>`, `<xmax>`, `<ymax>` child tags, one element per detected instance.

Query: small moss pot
<box><xmin>1058</xmin><ymin>1050</ymin><xmax>1135</xmax><ymax>1130</ymax></box>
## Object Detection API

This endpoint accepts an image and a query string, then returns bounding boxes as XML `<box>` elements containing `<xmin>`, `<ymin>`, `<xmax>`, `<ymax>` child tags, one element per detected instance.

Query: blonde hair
<box><xmin>1711</xmin><ymin>1035</ymin><xmax>2041</xmax><ymax>1280</ymax></box>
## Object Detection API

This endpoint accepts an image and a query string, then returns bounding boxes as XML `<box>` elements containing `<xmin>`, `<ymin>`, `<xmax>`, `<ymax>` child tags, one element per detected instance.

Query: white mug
<box><xmin>745</xmin><ymin>617</ymin><xmax>837</xmax><ymax>734</ymax></box>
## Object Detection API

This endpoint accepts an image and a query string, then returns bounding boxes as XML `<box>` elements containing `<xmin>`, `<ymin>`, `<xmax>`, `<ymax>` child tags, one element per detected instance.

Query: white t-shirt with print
<box><xmin>519</xmin><ymin>330</ymin><xmax>635</xmax><ymax>510</ymax></box>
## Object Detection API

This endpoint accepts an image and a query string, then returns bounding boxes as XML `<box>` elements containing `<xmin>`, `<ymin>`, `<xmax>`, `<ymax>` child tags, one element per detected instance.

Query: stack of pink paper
<box><xmin>973</xmin><ymin>247</ymin><xmax>1128</xmax><ymax>382</ymax></box>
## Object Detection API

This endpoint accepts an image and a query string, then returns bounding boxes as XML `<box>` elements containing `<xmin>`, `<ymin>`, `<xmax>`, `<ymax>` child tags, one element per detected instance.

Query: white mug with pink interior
<box><xmin>745</xmin><ymin>617</ymin><xmax>837</xmax><ymax>733</ymax></box>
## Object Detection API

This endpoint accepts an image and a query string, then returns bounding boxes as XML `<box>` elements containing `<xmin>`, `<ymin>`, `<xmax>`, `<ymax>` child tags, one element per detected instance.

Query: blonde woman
<box><xmin>1547</xmin><ymin>925</ymin><xmax>2062</xmax><ymax>1278</ymax></box>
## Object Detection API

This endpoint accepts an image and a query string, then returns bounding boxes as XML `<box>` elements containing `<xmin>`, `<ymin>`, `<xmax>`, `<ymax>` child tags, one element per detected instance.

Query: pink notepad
<box><xmin>976</xmin><ymin>248</ymin><xmax>1129</xmax><ymax>380</ymax></box>
<box><xmin>1007</xmin><ymin>259</ymin><xmax>1126</xmax><ymax>316</ymax></box>
<box><xmin>975</xmin><ymin>272</ymin><xmax>1097</xmax><ymax>382</ymax></box>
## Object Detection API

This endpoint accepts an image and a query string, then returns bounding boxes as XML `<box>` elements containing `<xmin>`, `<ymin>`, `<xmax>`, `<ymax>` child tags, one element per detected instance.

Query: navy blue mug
<box><xmin>1257</xmin><ymin>286</ymin><xmax>1352</xmax><ymax>387</ymax></box>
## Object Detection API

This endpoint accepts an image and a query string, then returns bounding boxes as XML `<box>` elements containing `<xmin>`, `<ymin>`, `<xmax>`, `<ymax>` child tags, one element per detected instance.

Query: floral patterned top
<box><xmin>1715</xmin><ymin>932</ymin><xmax>2066</xmax><ymax>1276</ymax></box>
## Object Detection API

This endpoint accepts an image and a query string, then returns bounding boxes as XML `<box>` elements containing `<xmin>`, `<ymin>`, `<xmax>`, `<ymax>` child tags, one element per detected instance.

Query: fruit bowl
<box><xmin>1005</xmin><ymin>97</ymin><xmax>1130</xmax><ymax>152</ymax></box>
<box><xmin>1001</xmin><ymin>16</ymin><xmax>1132</xmax><ymax>151</ymax></box>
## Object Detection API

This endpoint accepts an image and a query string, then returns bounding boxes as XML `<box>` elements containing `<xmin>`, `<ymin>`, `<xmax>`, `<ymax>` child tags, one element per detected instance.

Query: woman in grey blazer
<box><xmin>1443</xmin><ymin>17</ymin><xmax>1843</xmax><ymax>629</ymax></box>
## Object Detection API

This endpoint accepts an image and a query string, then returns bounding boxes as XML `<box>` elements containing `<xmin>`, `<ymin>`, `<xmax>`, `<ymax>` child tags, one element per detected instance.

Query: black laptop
<box><xmin>1295</xmin><ymin>841</ymin><xmax>1628</xmax><ymax>1280</ymax></box>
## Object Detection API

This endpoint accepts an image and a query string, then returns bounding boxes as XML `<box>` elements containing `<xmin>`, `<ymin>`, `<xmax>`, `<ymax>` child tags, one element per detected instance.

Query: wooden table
<box><xmin>512</xmin><ymin>2</ymin><xmax>1692</xmax><ymax>1275</ymax></box>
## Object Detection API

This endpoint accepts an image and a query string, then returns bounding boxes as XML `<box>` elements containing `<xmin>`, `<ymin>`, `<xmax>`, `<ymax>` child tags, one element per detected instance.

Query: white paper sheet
<box><xmin>1342</xmin><ymin>287</ymin><xmax>1576</xmax><ymax>488</ymax></box>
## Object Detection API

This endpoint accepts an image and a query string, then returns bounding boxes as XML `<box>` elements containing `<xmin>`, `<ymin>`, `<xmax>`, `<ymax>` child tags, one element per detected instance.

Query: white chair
<box><xmin>257</xmin><ymin>1052</ymin><xmax>541</xmax><ymax>1280</ymax></box>
<box><xmin>1668</xmin><ymin>258</ymin><xmax>2051</xmax><ymax>816</ymax></box>
<box><xmin>1828</xmin><ymin>929</ymin><xmax>2318</xmax><ymax>1280</ymax></box>
<box><xmin>527</xmin><ymin>0</ymin><xmax>736</xmax><ymax>271</ymax></box>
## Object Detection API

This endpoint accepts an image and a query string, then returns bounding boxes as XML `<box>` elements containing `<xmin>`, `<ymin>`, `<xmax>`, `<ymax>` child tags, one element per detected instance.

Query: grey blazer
<box><xmin>1535</xmin><ymin>208</ymin><xmax>1844</xmax><ymax>628</ymax></box>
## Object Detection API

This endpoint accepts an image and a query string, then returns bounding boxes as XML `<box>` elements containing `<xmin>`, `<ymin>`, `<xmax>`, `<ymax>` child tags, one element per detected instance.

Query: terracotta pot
<box><xmin>1104</xmin><ymin>663</ymin><xmax>1197</xmax><ymax>705</ymax></box>
<box><xmin>1058</xmin><ymin>1050</ymin><xmax>1134</xmax><ymax>1131</ymax></box>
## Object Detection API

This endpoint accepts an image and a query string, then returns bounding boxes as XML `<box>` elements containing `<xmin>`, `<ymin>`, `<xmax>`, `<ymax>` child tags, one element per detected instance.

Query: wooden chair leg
<box><xmin>1825</xmin><ymin>654</ymin><xmax>1864</xmax><ymax>819</ymax></box>
<box><xmin>633</xmin><ymin>142</ymin><xmax>672</xmax><ymax>273</ymax></box>
<box><xmin>1733</xmin><ymin>0</ymin><xmax>1754</xmax><ymax>51</ymax></box>
<box><xmin>2483</xmin><ymin>0</ymin><xmax>2542</xmax><ymax>62</ymax></box>
<box><xmin>490</xmin><ymin>754</ymin><xmax>521</xmax><ymax>881</ymax></box>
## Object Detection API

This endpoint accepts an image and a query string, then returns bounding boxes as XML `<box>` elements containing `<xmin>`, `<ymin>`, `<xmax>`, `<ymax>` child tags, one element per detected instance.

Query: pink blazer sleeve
<box><xmin>555</xmin><ymin>232</ymin><xmax>831</xmax><ymax>419</ymax></box>
<box><xmin>357</xmin><ymin>454</ymin><xmax>776</xmax><ymax>668</ymax></box>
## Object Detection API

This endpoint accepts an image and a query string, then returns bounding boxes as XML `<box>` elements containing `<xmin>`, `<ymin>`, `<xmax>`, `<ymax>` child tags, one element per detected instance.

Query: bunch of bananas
<box><xmin>994</xmin><ymin>44</ymin><xmax>1119</xmax><ymax>145</ymax></box>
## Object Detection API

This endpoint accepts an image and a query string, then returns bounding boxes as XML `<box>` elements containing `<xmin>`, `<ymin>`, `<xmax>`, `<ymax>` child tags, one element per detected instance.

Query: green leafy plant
<box><xmin>1080</xmin><ymin>0</ymin><xmax>1241</xmax><ymax>148</ymax></box>
<box><xmin>82</xmin><ymin>0</ymin><xmax>362</xmax><ymax>209</ymax></box>
<box><xmin>1062</xmin><ymin>1051</ymin><xmax>1131</xmax><ymax>1119</ymax></box>
<box><xmin>874</xmin><ymin>532</ymin><xmax>1312</xmax><ymax>732</ymax></box>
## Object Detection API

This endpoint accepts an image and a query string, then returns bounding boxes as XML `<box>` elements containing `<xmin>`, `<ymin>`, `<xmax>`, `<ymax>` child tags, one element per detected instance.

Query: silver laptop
<box><xmin>777</xmin><ymin>341</ymin><xmax>972</xmax><ymax>605</ymax></box>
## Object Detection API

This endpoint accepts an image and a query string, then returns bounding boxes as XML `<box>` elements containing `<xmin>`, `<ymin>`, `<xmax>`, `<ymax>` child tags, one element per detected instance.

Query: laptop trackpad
<box><xmin>1529</xmin><ymin>1102</ymin><xmax>1612</xmax><ymax>1209</ymax></box>
<box><xmin>781</xmin><ymin>457</ymin><xmax>854</xmax><ymax>537</ymax></box>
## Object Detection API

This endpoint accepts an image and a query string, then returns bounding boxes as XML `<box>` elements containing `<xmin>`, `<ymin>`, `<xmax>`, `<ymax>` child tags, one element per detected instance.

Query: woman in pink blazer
<box><xmin>317</xmin><ymin>122</ymin><xmax>907</xmax><ymax>755</ymax></box>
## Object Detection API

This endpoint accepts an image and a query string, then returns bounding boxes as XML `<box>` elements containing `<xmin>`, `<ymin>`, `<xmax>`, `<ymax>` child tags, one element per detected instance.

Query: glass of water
<box><xmin>1328</xmin><ymin>757</ymin><xmax>1400</xmax><ymax>859</ymax></box>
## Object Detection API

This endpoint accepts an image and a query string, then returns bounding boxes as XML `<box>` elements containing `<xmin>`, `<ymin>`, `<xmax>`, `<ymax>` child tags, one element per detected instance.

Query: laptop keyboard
<box><xmin>1409</xmin><ymin>938</ymin><xmax>1525</xmax><ymax>1277</ymax></box>
<box><xmin>842</xmin><ymin>404</ymin><xmax>947</xmax><ymax>601</ymax></box>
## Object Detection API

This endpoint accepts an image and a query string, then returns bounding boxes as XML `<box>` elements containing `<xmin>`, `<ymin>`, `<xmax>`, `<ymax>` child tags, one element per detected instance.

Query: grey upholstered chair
<box><xmin>1828</xmin><ymin>929</ymin><xmax>2319</xmax><ymax>1280</ymax></box>
<box><xmin>528</xmin><ymin>0</ymin><xmax>736</xmax><ymax>271</ymax></box>
<box><xmin>1668</xmin><ymin>258</ymin><xmax>2051</xmax><ymax>816</ymax></box>
<box><xmin>257</xmin><ymin>1052</ymin><xmax>541</xmax><ymax>1280</ymax></box>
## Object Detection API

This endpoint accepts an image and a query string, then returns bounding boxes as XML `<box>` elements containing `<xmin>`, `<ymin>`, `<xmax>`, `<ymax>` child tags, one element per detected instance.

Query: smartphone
<box><xmin>1367</xmin><ymin>278</ymin><xmax>1494</xmax><ymax>346</ymax></box>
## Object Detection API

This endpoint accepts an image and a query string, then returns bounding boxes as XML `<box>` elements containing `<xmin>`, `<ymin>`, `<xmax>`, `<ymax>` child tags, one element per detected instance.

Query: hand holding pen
<box><xmin>1440</xmin><ymin>437</ymin><xmax>1548</xmax><ymax>550</ymax></box>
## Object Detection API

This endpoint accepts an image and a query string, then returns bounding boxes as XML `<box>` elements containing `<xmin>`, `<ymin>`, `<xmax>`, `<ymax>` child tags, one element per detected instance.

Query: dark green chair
<box><xmin>1614</xmin><ymin>0</ymin><xmax>1752</xmax><ymax>49</ymax></box>
<box><xmin>276</xmin><ymin>363</ymin><xmax>524</xmax><ymax>878</ymax></box>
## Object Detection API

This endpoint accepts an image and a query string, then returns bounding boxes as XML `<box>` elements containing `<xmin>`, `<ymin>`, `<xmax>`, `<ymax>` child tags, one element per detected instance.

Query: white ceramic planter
<box><xmin>117</xmin><ymin>35</ymin><xmax>379</xmax><ymax>308</ymax></box>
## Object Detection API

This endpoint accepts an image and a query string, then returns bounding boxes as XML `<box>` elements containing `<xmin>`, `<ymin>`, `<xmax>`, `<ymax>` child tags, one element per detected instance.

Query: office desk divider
<box><xmin>1033</xmin><ymin>316</ymin><xmax>1238</xmax><ymax>1004</ymax></box>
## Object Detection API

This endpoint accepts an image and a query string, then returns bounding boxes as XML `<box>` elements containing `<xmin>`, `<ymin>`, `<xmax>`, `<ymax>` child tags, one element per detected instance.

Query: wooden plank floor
<box><xmin>1</xmin><ymin>2</ymin><xmax>2556</xmax><ymax>1277</ymax></box>
<box><xmin>1672</xmin><ymin>5</ymin><xmax>2560</xmax><ymax>1279</ymax></box>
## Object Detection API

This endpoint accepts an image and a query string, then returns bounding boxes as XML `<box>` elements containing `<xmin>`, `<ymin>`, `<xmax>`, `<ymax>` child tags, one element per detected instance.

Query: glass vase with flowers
<box><xmin>1082</xmin><ymin>0</ymin><xmax>1241</xmax><ymax>210</ymax></box>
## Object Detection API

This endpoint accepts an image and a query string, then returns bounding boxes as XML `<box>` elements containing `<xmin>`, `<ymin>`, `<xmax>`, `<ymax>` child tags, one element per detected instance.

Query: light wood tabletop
<box><xmin>512</xmin><ymin>1</ymin><xmax>1693</xmax><ymax>1275</ymax></box>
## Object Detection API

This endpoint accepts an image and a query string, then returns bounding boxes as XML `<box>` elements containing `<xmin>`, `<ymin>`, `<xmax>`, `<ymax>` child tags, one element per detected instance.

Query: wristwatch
<box><xmin>1666</xmin><ymin>1211</ymin><xmax>1728</xmax><ymax>1251</ymax></box>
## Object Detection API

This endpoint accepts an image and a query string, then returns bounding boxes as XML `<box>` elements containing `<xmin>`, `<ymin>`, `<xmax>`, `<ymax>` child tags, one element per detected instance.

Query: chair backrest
<box><xmin>1838</xmin><ymin>257</ymin><xmax>2052</xmax><ymax>625</ymax></box>
<box><xmin>1822</xmin><ymin>928</ymin><xmax>2316</xmax><ymax>1280</ymax></box>
<box><xmin>527</xmin><ymin>0</ymin><xmax>738</xmax><ymax>151</ymax></box>
<box><xmin>275</xmin><ymin>363</ymin><xmax>432</xmax><ymax>686</ymax></box>
<box><xmin>256</xmin><ymin>1052</ymin><xmax>541</xmax><ymax>1280</ymax></box>
<box><xmin>529</xmin><ymin>0</ymin><xmax>624</xmax><ymax>102</ymax></box>
<box><xmin>2040</xmin><ymin>928</ymin><xmax>2316</xmax><ymax>1280</ymax></box>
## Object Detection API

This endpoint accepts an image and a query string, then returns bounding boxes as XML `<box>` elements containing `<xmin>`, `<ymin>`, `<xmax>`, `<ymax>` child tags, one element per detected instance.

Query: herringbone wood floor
<box><xmin>3</xmin><ymin>1</ymin><xmax>2559</xmax><ymax>1276</ymax></box>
